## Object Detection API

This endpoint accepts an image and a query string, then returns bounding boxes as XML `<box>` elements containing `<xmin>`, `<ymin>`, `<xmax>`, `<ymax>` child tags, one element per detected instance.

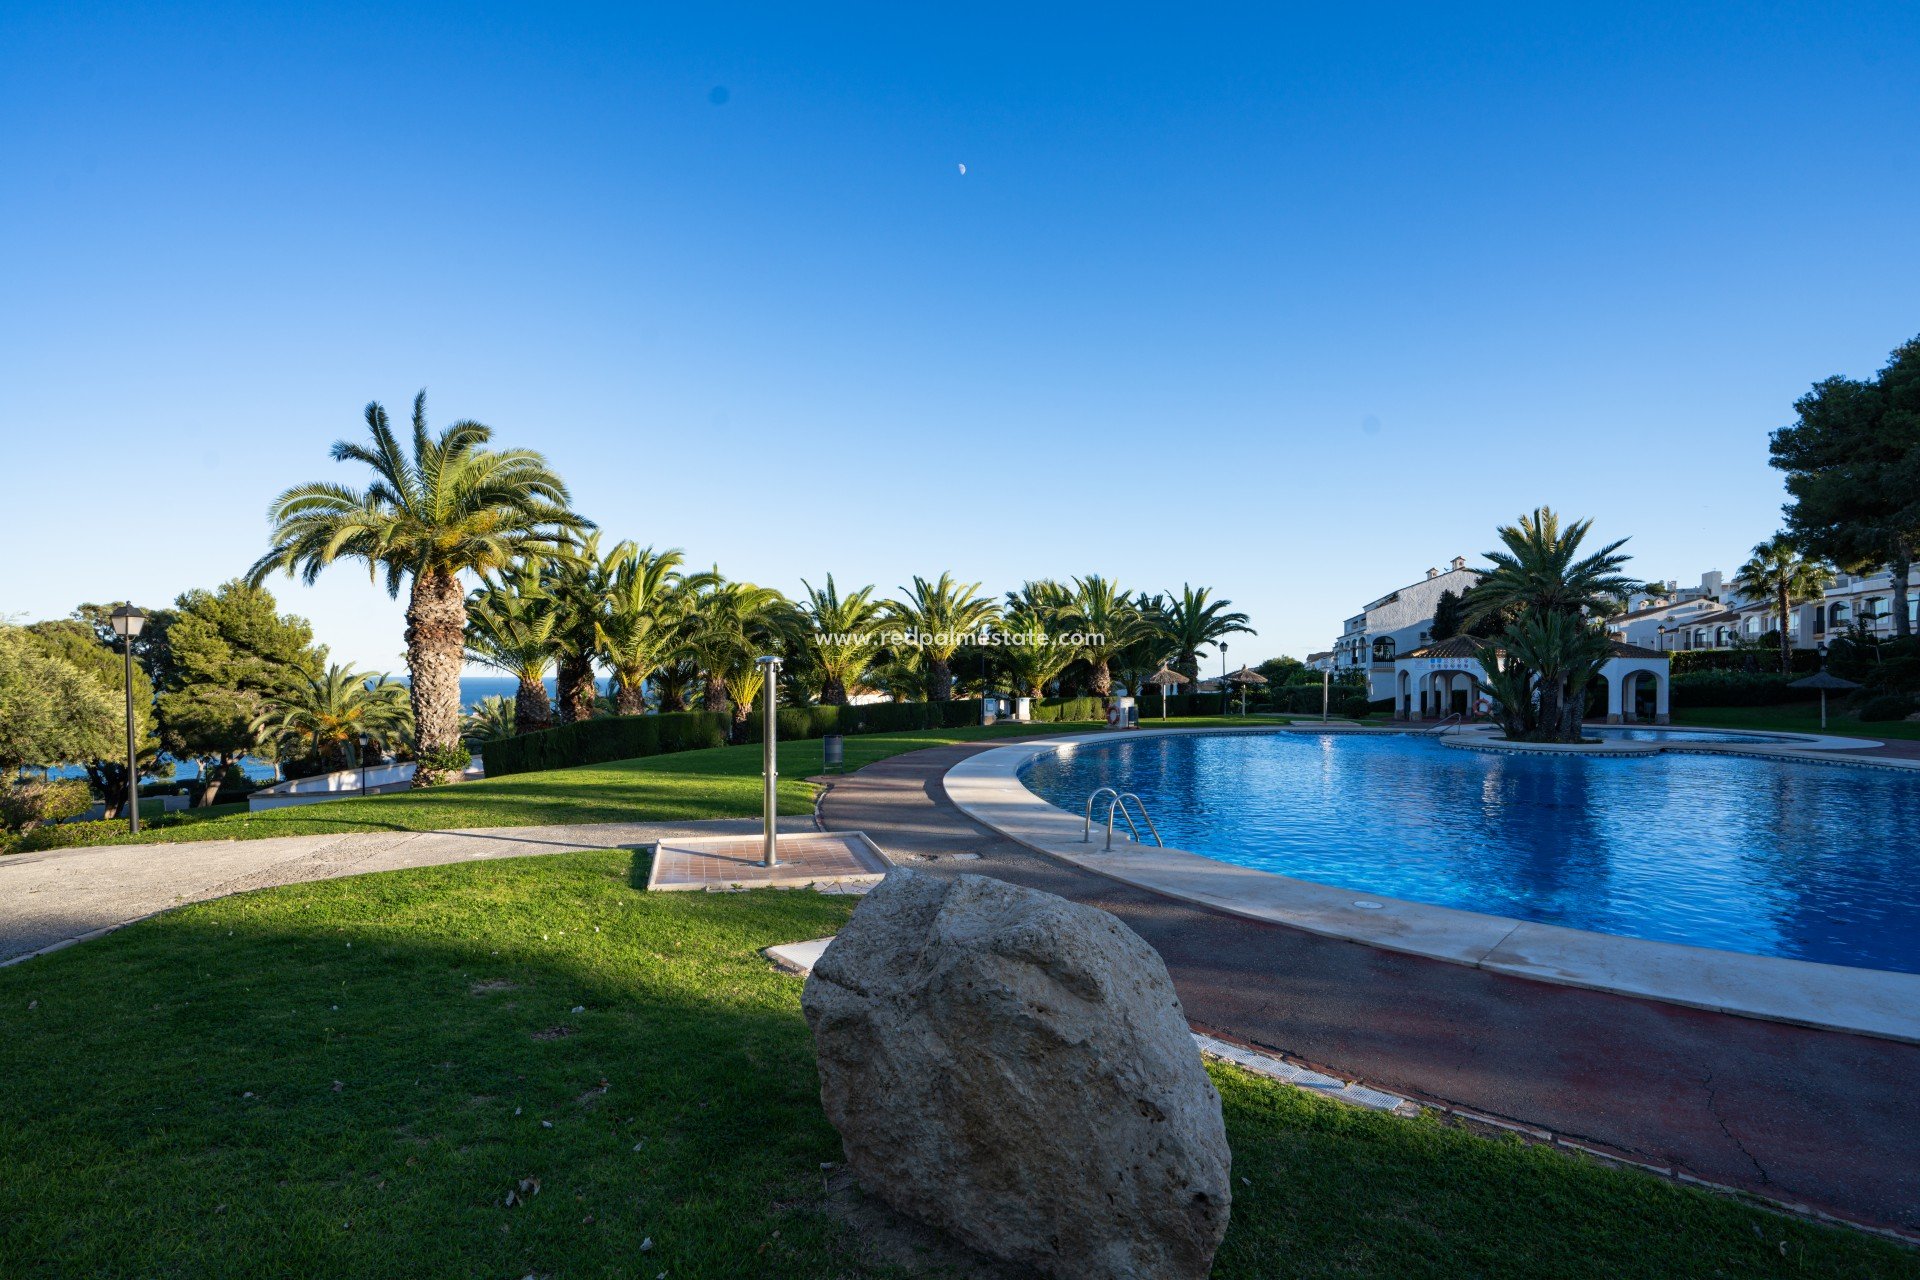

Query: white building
<box><xmin>1610</xmin><ymin>565</ymin><xmax>1920</xmax><ymax>653</ymax></box>
<box><xmin>1332</xmin><ymin>557</ymin><xmax>1480</xmax><ymax>700</ymax></box>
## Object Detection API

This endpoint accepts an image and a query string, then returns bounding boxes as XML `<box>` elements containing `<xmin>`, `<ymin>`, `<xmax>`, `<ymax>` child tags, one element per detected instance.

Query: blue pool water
<box><xmin>1019</xmin><ymin>732</ymin><xmax>1920</xmax><ymax>973</ymax></box>
<box><xmin>1584</xmin><ymin>727</ymin><xmax>1795</xmax><ymax>744</ymax></box>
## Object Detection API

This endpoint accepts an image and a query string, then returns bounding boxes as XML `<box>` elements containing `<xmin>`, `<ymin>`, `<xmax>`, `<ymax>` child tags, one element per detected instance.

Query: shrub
<box><xmin>1670</xmin><ymin>670</ymin><xmax>1804</xmax><ymax>708</ymax></box>
<box><xmin>481</xmin><ymin>711</ymin><xmax>729</xmax><ymax>778</ymax></box>
<box><xmin>1856</xmin><ymin>694</ymin><xmax>1917</xmax><ymax>722</ymax></box>
<box><xmin>1670</xmin><ymin>648</ymin><xmax>1820</xmax><ymax>676</ymax></box>
<box><xmin>0</xmin><ymin>778</ymin><xmax>92</xmax><ymax>833</ymax></box>
<box><xmin>14</xmin><ymin>818</ymin><xmax>127</xmax><ymax>853</ymax></box>
<box><xmin>1029</xmin><ymin>696</ymin><xmax>1107</xmax><ymax>723</ymax></box>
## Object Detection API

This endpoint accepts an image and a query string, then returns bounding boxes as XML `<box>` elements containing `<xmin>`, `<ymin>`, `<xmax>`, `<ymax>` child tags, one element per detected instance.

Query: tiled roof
<box><xmin>1403</xmin><ymin>635</ymin><xmax>1491</xmax><ymax>659</ymax></box>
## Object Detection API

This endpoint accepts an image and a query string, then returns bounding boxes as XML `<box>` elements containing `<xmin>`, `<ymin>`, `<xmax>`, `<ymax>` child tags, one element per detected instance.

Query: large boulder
<box><xmin>802</xmin><ymin>869</ymin><xmax>1231</xmax><ymax>1279</ymax></box>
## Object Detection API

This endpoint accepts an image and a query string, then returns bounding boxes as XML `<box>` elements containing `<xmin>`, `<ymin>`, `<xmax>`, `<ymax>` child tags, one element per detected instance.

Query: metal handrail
<box><xmin>1426</xmin><ymin>712</ymin><xmax>1464</xmax><ymax>735</ymax></box>
<box><xmin>1083</xmin><ymin>787</ymin><xmax>1121</xmax><ymax>842</ymax></box>
<box><xmin>1105</xmin><ymin>792</ymin><xmax>1164</xmax><ymax>851</ymax></box>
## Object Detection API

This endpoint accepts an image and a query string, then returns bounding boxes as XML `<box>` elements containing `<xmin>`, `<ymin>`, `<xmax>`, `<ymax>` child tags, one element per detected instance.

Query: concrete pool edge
<box><xmin>942</xmin><ymin>728</ymin><xmax>1920</xmax><ymax>1046</ymax></box>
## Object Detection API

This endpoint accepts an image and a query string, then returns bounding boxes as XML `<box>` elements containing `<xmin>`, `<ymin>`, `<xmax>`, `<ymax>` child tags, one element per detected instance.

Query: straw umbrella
<box><xmin>1787</xmin><ymin>669</ymin><xmax>1861</xmax><ymax>730</ymax></box>
<box><xmin>1226</xmin><ymin>665</ymin><xmax>1268</xmax><ymax>717</ymax></box>
<box><xmin>1146</xmin><ymin>664</ymin><xmax>1188</xmax><ymax>719</ymax></box>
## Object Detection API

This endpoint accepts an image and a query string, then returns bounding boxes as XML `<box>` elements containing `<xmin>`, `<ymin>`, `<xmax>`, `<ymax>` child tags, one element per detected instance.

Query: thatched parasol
<box><xmin>1226</xmin><ymin>665</ymin><xmax>1268</xmax><ymax>716</ymax></box>
<box><xmin>1146</xmin><ymin>665</ymin><xmax>1188</xmax><ymax>718</ymax></box>
<box><xmin>1788</xmin><ymin>669</ymin><xmax>1861</xmax><ymax>729</ymax></box>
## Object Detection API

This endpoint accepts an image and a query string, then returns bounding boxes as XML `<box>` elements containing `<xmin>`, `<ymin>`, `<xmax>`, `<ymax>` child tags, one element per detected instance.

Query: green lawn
<box><xmin>53</xmin><ymin>717</ymin><xmax>1297</xmax><ymax>850</ymax></box>
<box><xmin>0</xmin><ymin>852</ymin><xmax>1908</xmax><ymax>1279</ymax></box>
<box><xmin>1671</xmin><ymin>704</ymin><xmax>1920</xmax><ymax>741</ymax></box>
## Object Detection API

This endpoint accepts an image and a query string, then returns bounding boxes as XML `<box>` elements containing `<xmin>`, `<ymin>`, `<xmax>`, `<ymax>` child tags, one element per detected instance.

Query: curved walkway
<box><xmin>0</xmin><ymin>816</ymin><xmax>816</xmax><ymax>966</ymax></box>
<box><xmin>817</xmin><ymin>737</ymin><xmax>1920</xmax><ymax>1237</ymax></box>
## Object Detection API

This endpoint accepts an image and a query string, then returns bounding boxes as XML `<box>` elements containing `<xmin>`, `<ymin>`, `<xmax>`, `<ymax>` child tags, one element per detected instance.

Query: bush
<box><xmin>481</xmin><ymin>711</ymin><xmax>731</xmax><ymax>777</ymax></box>
<box><xmin>1670</xmin><ymin>648</ymin><xmax>1820</xmax><ymax>676</ymax></box>
<box><xmin>1856</xmin><ymin>693</ymin><xmax>1917</xmax><ymax>722</ymax></box>
<box><xmin>0</xmin><ymin>778</ymin><xmax>92</xmax><ymax>833</ymax></box>
<box><xmin>13</xmin><ymin>818</ymin><xmax>127</xmax><ymax>853</ymax></box>
<box><xmin>1029</xmin><ymin>696</ymin><xmax>1107</xmax><ymax>723</ymax></box>
<box><xmin>1670</xmin><ymin>670</ymin><xmax>1805</xmax><ymax>708</ymax></box>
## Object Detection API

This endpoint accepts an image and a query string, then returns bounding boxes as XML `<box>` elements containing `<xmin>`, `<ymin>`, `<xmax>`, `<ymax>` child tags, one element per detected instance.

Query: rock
<box><xmin>802</xmin><ymin>870</ymin><xmax>1231</xmax><ymax>1280</ymax></box>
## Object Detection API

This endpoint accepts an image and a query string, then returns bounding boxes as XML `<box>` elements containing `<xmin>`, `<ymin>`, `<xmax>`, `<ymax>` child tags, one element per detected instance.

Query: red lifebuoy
<box><xmin>1106</xmin><ymin>705</ymin><xmax>1121</xmax><ymax>726</ymax></box>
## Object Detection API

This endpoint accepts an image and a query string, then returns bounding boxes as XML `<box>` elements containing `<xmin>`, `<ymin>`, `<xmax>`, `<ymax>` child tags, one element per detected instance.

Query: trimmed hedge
<box><xmin>481</xmin><ymin>711</ymin><xmax>729</xmax><ymax>778</ymax></box>
<box><xmin>1669</xmin><ymin>671</ymin><xmax>1807</xmax><ymax>708</ymax></box>
<box><xmin>1131</xmin><ymin>692</ymin><xmax>1225</xmax><ymax>718</ymax></box>
<box><xmin>1670</xmin><ymin>648</ymin><xmax>1820</xmax><ymax>676</ymax></box>
<box><xmin>739</xmin><ymin>700</ymin><xmax>985</xmax><ymax>742</ymax></box>
<box><xmin>1030</xmin><ymin>695</ymin><xmax>1110</xmax><ymax>723</ymax></box>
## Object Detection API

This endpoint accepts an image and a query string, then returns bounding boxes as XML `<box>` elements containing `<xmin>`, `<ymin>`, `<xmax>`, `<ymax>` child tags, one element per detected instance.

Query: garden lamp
<box><xmin>756</xmin><ymin>655</ymin><xmax>782</xmax><ymax>867</ymax></box>
<box><xmin>107</xmin><ymin>605</ymin><xmax>145</xmax><ymax>834</ymax></box>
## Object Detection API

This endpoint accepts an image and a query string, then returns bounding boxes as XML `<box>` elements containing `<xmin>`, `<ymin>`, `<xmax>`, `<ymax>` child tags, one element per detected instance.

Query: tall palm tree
<box><xmin>464</xmin><ymin>562</ymin><xmax>559</xmax><ymax>734</ymax></box>
<box><xmin>1162</xmin><ymin>585</ymin><xmax>1255</xmax><ymax>679</ymax></box>
<box><xmin>257</xmin><ymin>663</ymin><xmax>413</xmax><ymax>772</ymax></box>
<box><xmin>1112</xmin><ymin>592</ymin><xmax>1175</xmax><ymax>698</ymax></box>
<box><xmin>1731</xmin><ymin>534</ymin><xmax>1835</xmax><ymax>674</ymax></box>
<box><xmin>886</xmin><ymin>574</ymin><xmax>998</xmax><ymax>701</ymax></box>
<box><xmin>248</xmin><ymin>392</ymin><xmax>587</xmax><ymax>774</ymax></box>
<box><xmin>799</xmin><ymin>576</ymin><xmax>885</xmax><ymax>705</ymax></box>
<box><xmin>596</xmin><ymin>546</ymin><xmax>695</xmax><ymax>715</ymax></box>
<box><xmin>1063</xmin><ymin>575</ymin><xmax>1151</xmax><ymax>698</ymax></box>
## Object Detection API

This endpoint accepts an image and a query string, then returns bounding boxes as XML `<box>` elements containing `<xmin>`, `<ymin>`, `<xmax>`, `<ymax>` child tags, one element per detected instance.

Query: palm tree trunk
<box><xmin>660</xmin><ymin>685</ymin><xmax>687</xmax><ymax>713</ymax></box>
<box><xmin>1089</xmin><ymin>659</ymin><xmax>1112</xmax><ymax>698</ymax></box>
<box><xmin>405</xmin><ymin>568</ymin><xmax>467</xmax><ymax>768</ymax></box>
<box><xmin>557</xmin><ymin>656</ymin><xmax>595</xmax><ymax>724</ymax></box>
<box><xmin>928</xmin><ymin>657</ymin><xmax>953</xmax><ymax>702</ymax></box>
<box><xmin>613</xmin><ymin>675</ymin><xmax>646</xmax><ymax>716</ymax></box>
<box><xmin>821</xmin><ymin>674</ymin><xmax>848</xmax><ymax>706</ymax></box>
<box><xmin>514</xmin><ymin>676</ymin><xmax>553</xmax><ymax>734</ymax></box>
<box><xmin>1777</xmin><ymin>585</ymin><xmax>1792</xmax><ymax>675</ymax></box>
<box><xmin>1891</xmin><ymin>547</ymin><xmax>1912</xmax><ymax>640</ymax></box>
<box><xmin>702</xmin><ymin>674</ymin><xmax>729</xmax><ymax>715</ymax></box>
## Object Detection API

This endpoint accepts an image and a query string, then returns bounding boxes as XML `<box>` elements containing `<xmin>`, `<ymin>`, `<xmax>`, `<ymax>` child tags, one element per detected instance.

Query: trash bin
<box><xmin>823</xmin><ymin>733</ymin><xmax>844</xmax><ymax>773</ymax></box>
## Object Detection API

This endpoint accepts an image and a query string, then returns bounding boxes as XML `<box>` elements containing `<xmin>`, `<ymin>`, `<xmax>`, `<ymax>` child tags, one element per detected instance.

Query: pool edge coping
<box><xmin>942</xmin><ymin>726</ymin><xmax>1920</xmax><ymax>1046</ymax></box>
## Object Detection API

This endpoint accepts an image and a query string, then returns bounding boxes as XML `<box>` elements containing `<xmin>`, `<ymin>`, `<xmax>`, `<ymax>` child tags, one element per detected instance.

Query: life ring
<box><xmin>1106</xmin><ymin>705</ymin><xmax>1122</xmax><ymax>726</ymax></box>
<box><xmin>1475</xmin><ymin>698</ymin><xmax>1491</xmax><ymax>715</ymax></box>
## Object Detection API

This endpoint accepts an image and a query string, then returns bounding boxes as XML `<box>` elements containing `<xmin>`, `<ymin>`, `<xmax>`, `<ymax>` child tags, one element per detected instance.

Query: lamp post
<box><xmin>359</xmin><ymin>732</ymin><xmax>371</xmax><ymax>797</ymax></box>
<box><xmin>1218</xmin><ymin>642</ymin><xmax>1228</xmax><ymax>717</ymax></box>
<box><xmin>1321</xmin><ymin>665</ymin><xmax>1331</xmax><ymax>723</ymax></box>
<box><xmin>107</xmin><ymin>605</ymin><xmax>146</xmax><ymax>835</ymax></box>
<box><xmin>756</xmin><ymin>655</ymin><xmax>782</xmax><ymax>868</ymax></box>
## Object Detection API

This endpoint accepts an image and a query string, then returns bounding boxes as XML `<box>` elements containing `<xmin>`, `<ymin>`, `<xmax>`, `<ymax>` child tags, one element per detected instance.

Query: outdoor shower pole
<box><xmin>757</xmin><ymin>655</ymin><xmax>782</xmax><ymax>868</ymax></box>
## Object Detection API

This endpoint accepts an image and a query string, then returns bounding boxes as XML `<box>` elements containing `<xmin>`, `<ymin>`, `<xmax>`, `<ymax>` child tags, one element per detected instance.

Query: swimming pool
<box><xmin>1582</xmin><ymin>727</ymin><xmax>1797</xmax><ymax>744</ymax></box>
<box><xmin>1018</xmin><ymin>731</ymin><xmax>1920</xmax><ymax>974</ymax></box>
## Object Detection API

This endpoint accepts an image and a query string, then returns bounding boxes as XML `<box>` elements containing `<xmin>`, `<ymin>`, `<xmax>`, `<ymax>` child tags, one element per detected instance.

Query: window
<box><xmin>1372</xmin><ymin>637</ymin><xmax>1396</xmax><ymax>662</ymax></box>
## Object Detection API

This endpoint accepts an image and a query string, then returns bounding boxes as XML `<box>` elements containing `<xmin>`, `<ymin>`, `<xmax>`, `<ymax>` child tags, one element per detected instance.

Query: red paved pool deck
<box><xmin>818</xmin><ymin>738</ymin><xmax>1920</xmax><ymax>1237</ymax></box>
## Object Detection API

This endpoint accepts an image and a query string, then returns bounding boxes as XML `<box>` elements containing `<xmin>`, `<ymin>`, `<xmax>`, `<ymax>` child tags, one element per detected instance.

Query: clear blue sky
<box><xmin>4</xmin><ymin>3</ymin><xmax>1917</xmax><ymax>670</ymax></box>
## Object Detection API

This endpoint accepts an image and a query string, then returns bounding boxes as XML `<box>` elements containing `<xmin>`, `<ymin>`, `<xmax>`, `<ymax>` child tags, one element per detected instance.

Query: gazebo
<box><xmin>1145</xmin><ymin>665</ymin><xmax>1188</xmax><ymax>719</ymax></box>
<box><xmin>1788</xmin><ymin>669</ymin><xmax>1861</xmax><ymax>729</ymax></box>
<box><xmin>1390</xmin><ymin>635</ymin><xmax>1672</xmax><ymax>724</ymax></box>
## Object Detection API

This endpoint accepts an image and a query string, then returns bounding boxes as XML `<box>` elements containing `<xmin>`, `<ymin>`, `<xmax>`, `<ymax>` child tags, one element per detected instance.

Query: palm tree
<box><xmin>461</xmin><ymin>695</ymin><xmax>519</xmax><ymax>745</ymax></box>
<box><xmin>1063</xmin><ymin>575</ymin><xmax>1151</xmax><ymax>698</ymax></box>
<box><xmin>1466</xmin><ymin>508</ymin><xmax>1637</xmax><ymax>625</ymax></box>
<box><xmin>996</xmin><ymin>604</ymin><xmax>1076</xmax><ymax>699</ymax></box>
<box><xmin>798</xmin><ymin>576</ymin><xmax>885</xmax><ymax>705</ymax></box>
<box><xmin>1112</xmin><ymin>592</ymin><xmax>1175</xmax><ymax>697</ymax></box>
<box><xmin>465</xmin><ymin>562</ymin><xmax>559</xmax><ymax>734</ymax></box>
<box><xmin>1731</xmin><ymin>534</ymin><xmax>1834</xmax><ymax>674</ymax></box>
<box><xmin>1162</xmin><ymin>585</ymin><xmax>1254</xmax><ymax>679</ymax></box>
<box><xmin>685</xmin><ymin>579</ymin><xmax>786</xmax><ymax>729</ymax></box>
<box><xmin>248</xmin><ymin>392</ymin><xmax>586</xmax><ymax>775</ymax></box>
<box><xmin>257</xmin><ymin>663</ymin><xmax>413</xmax><ymax>772</ymax></box>
<box><xmin>542</xmin><ymin>532</ymin><xmax>623</xmax><ymax>725</ymax></box>
<box><xmin>1466</xmin><ymin>508</ymin><xmax>1636</xmax><ymax>743</ymax></box>
<box><xmin>885</xmin><ymin>574</ymin><xmax>998</xmax><ymax>702</ymax></box>
<box><xmin>596</xmin><ymin>546</ymin><xmax>695</xmax><ymax>715</ymax></box>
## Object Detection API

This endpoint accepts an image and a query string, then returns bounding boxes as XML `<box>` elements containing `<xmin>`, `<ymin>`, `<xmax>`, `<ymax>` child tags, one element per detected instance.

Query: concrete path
<box><xmin>0</xmin><ymin>816</ymin><xmax>817</xmax><ymax>966</ymax></box>
<box><xmin>817</xmin><ymin>738</ymin><xmax>1920</xmax><ymax>1237</ymax></box>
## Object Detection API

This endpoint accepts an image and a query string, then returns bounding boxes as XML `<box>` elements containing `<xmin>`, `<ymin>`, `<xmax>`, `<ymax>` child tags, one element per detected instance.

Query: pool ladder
<box><xmin>1426</xmin><ymin>712</ymin><xmax>1465</xmax><ymax>735</ymax></box>
<box><xmin>1083</xmin><ymin>786</ymin><xmax>1164</xmax><ymax>852</ymax></box>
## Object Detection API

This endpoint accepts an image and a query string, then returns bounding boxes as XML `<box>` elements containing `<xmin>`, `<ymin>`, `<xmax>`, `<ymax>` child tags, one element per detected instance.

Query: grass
<box><xmin>51</xmin><ymin>717</ymin><xmax>1297</xmax><ymax>850</ymax></box>
<box><xmin>0</xmin><ymin>851</ymin><xmax>1910</xmax><ymax>1279</ymax></box>
<box><xmin>1671</xmin><ymin>704</ymin><xmax>1920</xmax><ymax>741</ymax></box>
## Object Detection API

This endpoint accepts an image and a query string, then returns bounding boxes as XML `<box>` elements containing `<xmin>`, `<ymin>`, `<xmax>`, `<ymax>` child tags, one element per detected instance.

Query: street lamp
<box><xmin>107</xmin><ymin>605</ymin><xmax>146</xmax><ymax>834</ymax></box>
<box><xmin>358</xmin><ymin>732</ymin><xmax>371</xmax><ymax>797</ymax></box>
<box><xmin>1218</xmin><ymin>642</ymin><xmax>1228</xmax><ymax>716</ymax></box>
<box><xmin>755</xmin><ymin>655</ymin><xmax>782</xmax><ymax>868</ymax></box>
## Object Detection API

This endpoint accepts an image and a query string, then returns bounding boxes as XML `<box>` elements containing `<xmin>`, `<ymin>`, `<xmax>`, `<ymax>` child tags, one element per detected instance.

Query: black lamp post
<box><xmin>107</xmin><ymin>605</ymin><xmax>146</xmax><ymax>834</ymax></box>
<box><xmin>359</xmin><ymin>732</ymin><xmax>371</xmax><ymax>797</ymax></box>
<box><xmin>1218</xmin><ymin>641</ymin><xmax>1228</xmax><ymax>716</ymax></box>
